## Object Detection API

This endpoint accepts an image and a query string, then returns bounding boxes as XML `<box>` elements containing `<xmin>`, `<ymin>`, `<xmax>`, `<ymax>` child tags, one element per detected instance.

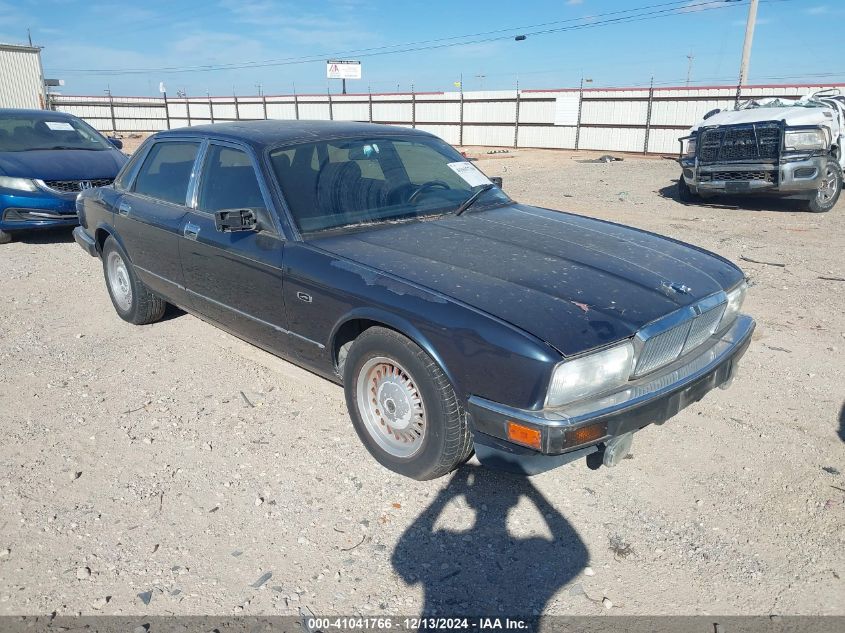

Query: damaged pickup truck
<box><xmin>678</xmin><ymin>90</ymin><xmax>844</xmax><ymax>212</ymax></box>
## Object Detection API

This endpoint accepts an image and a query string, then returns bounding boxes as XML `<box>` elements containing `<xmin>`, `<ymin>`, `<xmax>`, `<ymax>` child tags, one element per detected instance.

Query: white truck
<box><xmin>678</xmin><ymin>90</ymin><xmax>844</xmax><ymax>212</ymax></box>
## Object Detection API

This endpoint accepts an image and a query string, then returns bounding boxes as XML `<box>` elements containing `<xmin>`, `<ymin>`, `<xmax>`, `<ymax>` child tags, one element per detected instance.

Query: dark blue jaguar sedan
<box><xmin>73</xmin><ymin>120</ymin><xmax>754</xmax><ymax>479</ymax></box>
<box><xmin>0</xmin><ymin>109</ymin><xmax>127</xmax><ymax>244</ymax></box>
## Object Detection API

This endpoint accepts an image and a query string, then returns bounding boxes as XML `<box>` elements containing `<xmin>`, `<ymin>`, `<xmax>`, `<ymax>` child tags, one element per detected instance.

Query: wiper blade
<box><xmin>41</xmin><ymin>146</ymin><xmax>101</xmax><ymax>151</ymax></box>
<box><xmin>455</xmin><ymin>183</ymin><xmax>495</xmax><ymax>216</ymax></box>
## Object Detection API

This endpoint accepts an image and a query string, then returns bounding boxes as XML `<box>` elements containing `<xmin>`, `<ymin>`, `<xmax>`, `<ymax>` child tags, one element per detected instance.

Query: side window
<box><xmin>197</xmin><ymin>145</ymin><xmax>265</xmax><ymax>212</ymax></box>
<box><xmin>133</xmin><ymin>141</ymin><xmax>199</xmax><ymax>205</ymax></box>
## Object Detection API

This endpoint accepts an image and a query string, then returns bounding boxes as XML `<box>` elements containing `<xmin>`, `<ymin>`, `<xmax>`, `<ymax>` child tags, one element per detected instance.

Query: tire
<box><xmin>677</xmin><ymin>176</ymin><xmax>698</xmax><ymax>203</ymax></box>
<box><xmin>101</xmin><ymin>236</ymin><xmax>167</xmax><ymax>325</ymax></box>
<box><xmin>343</xmin><ymin>326</ymin><xmax>473</xmax><ymax>480</ymax></box>
<box><xmin>0</xmin><ymin>229</ymin><xmax>12</xmax><ymax>245</ymax></box>
<box><xmin>807</xmin><ymin>159</ymin><xmax>842</xmax><ymax>213</ymax></box>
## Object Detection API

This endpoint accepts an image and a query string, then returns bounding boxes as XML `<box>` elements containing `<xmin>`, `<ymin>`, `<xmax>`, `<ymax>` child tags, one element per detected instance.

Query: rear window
<box><xmin>133</xmin><ymin>141</ymin><xmax>199</xmax><ymax>205</ymax></box>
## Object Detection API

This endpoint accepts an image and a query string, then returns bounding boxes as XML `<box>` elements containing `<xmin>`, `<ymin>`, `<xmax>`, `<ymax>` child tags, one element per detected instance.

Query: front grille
<box><xmin>682</xmin><ymin>304</ymin><xmax>726</xmax><ymax>354</ymax></box>
<box><xmin>699</xmin><ymin>122</ymin><xmax>781</xmax><ymax>163</ymax></box>
<box><xmin>635</xmin><ymin>322</ymin><xmax>692</xmax><ymax>377</ymax></box>
<box><xmin>634</xmin><ymin>297</ymin><xmax>727</xmax><ymax>378</ymax></box>
<box><xmin>41</xmin><ymin>178</ymin><xmax>113</xmax><ymax>194</ymax></box>
<box><xmin>702</xmin><ymin>171</ymin><xmax>775</xmax><ymax>183</ymax></box>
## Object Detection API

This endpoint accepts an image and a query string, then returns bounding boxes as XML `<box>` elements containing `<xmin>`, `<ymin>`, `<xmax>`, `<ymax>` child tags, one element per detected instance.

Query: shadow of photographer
<box><xmin>392</xmin><ymin>465</ymin><xmax>588</xmax><ymax>618</ymax></box>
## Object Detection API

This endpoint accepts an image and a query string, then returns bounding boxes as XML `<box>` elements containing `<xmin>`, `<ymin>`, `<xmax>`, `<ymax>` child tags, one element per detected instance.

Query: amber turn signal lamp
<box><xmin>507</xmin><ymin>421</ymin><xmax>542</xmax><ymax>450</ymax></box>
<box><xmin>565</xmin><ymin>422</ymin><xmax>608</xmax><ymax>447</ymax></box>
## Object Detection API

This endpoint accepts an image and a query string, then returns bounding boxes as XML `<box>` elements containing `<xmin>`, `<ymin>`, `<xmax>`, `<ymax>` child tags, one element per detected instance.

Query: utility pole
<box><xmin>685</xmin><ymin>51</ymin><xmax>694</xmax><ymax>86</ymax></box>
<box><xmin>735</xmin><ymin>0</ymin><xmax>759</xmax><ymax>106</ymax></box>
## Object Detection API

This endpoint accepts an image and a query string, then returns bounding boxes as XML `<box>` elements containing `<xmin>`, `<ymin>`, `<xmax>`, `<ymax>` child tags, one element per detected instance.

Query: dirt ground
<box><xmin>0</xmin><ymin>147</ymin><xmax>843</xmax><ymax>618</ymax></box>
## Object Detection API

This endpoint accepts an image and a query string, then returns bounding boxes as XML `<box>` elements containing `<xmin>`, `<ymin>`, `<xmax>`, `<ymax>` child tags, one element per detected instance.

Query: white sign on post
<box><xmin>327</xmin><ymin>60</ymin><xmax>362</xmax><ymax>80</ymax></box>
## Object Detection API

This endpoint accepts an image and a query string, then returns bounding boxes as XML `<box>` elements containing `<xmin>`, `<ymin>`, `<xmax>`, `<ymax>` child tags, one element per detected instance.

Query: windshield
<box><xmin>0</xmin><ymin>113</ymin><xmax>112</xmax><ymax>152</ymax></box>
<box><xmin>269</xmin><ymin>135</ymin><xmax>510</xmax><ymax>234</ymax></box>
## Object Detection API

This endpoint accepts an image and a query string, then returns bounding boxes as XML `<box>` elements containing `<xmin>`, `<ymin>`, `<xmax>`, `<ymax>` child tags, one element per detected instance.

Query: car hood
<box><xmin>311</xmin><ymin>204</ymin><xmax>744</xmax><ymax>356</ymax></box>
<box><xmin>691</xmin><ymin>105</ymin><xmax>835</xmax><ymax>131</ymax></box>
<box><xmin>0</xmin><ymin>149</ymin><xmax>127</xmax><ymax>180</ymax></box>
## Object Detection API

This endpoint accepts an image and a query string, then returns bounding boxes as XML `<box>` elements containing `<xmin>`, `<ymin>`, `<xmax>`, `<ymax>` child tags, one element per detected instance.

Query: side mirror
<box><xmin>108</xmin><ymin>137</ymin><xmax>123</xmax><ymax>150</ymax></box>
<box><xmin>490</xmin><ymin>176</ymin><xmax>503</xmax><ymax>188</ymax></box>
<box><xmin>214</xmin><ymin>208</ymin><xmax>259</xmax><ymax>232</ymax></box>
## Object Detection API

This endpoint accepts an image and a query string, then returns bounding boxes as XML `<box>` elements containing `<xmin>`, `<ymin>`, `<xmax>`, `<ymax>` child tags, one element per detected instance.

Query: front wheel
<box><xmin>677</xmin><ymin>176</ymin><xmax>698</xmax><ymax>203</ymax></box>
<box><xmin>343</xmin><ymin>327</ymin><xmax>473</xmax><ymax>480</ymax></box>
<box><xmin>102</xmin><ymin>236</ymin><xmax>167</xmax><ymax>325</ymax></box>
<box><xmin>0</xmin><ymin>229</ymin><xmax>12</xmax><ymax>245</ymax></box>
<box><xmin>807</xmin><ymin>160</ymin><xmax>842</xmax><ymax>213</ymax></box>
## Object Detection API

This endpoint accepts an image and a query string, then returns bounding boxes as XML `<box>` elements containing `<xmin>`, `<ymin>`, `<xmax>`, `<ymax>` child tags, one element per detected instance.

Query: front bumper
<box><xmin>468</xmin><ymin>314</ymin><xmax>755</xmax><ymax>471</ymax></box>
<box><xmin>0</xmin><ymin>190</ymin><xmax>78</xmax><ymax>231</ymax></box>
<box><xmin>680</xmin><ymin>154</ymin><xmax>827</xmax><ymax>197</ymax></box>
<box><xmin>73</xmin><ymin>226</ymin><xmax>98</xmax><ymax>257</ymax></box>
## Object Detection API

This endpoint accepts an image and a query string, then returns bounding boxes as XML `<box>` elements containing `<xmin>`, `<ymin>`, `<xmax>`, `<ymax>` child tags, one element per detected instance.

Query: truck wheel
<box><xmin>0</xmin><ymin>229</ymin><xmax>12</xmax><ymax>245</ymax></box>
<box><xmin>677</xmin><ymin>176</ymin><xmax>698</xmax><ymax>203</ymax></box>
<box><xmin>102</xmin><ymin>236</ymin><xmax>167</xmax><ymax>325</ymax></box>
<box><xmin>343</xmin><ymin>326</ymin><xmax>473</xmax><ymax>480</ymax></box>
<box><xmin>807</xmin><ymin>160</ymin><xmax>842</xmax><ymax>213</ymax></box>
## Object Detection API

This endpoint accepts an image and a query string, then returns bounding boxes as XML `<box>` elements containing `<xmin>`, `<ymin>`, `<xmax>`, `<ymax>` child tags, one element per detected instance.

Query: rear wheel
<box><xmin>807</xmin><ymin>159</ymin><xmax>842</xmax><ymax>213</ymax></box>
<box><xmin>102</xmin><ymin>236</ymin><xmax>167</xmax><ymax>325</ymax></box>
<box><xmin>343</xmin><ymin>326</ymin><xmax>473</xmax><ymax>480</ymax></box>
<box><xmin>0</xmin><ymin>229</ymin><xmax>12</xmax><ymax>245</ymax></box>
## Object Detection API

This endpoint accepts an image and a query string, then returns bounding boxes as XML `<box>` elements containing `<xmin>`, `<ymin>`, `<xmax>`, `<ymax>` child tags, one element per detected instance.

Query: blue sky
<box><xmin>1</xmin><ymin>0</ymin><xmax>842</xmax><ymax>96</ymax></box>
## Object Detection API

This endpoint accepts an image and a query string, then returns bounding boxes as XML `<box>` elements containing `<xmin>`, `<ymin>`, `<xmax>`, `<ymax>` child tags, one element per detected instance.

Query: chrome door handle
<box><xmin>183</xmin><ymin>222</ymin><xmax>200</xmax><ymax>240</ymax></box>
<box><xmin>117</xmin><ymin>201</ymin><xmax>131</xmax><ymax>216</ymax></box>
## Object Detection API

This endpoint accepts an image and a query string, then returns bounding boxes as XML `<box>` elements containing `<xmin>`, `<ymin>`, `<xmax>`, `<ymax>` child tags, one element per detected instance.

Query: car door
<box><xmin>179</xmin><ymin>140</ymin><xmax>292</xmax><ymax>356</ymax></box>
<box><xmin>115</xmin><ymin>139</ymin><xmax>200</xmax><ymax>305</ymax></box>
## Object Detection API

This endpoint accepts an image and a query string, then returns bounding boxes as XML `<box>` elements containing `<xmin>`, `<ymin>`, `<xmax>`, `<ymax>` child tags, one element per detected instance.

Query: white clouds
<box><xmin>566</xmin><ymin>0</ymin><xmax>584</xmax><ymax>5</ymax></box>
<box><xmin>806</xmin><ymin>5</ymin><xmax>829</xmax><ymax>15</ymax></box>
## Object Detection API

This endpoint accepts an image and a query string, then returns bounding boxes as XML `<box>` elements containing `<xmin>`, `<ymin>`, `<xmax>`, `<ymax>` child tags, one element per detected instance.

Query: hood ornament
<box><xmin>662</xmin><ymin>281</ymin><xmax>692</xmax><ymax>295</ymax></box>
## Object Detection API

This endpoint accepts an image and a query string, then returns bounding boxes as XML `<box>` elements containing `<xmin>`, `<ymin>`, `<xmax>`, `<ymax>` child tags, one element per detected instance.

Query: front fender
<box><xmin>330</xmin><ymin>306</ymin><xmax>465</xmax><ymax>401</ymax></box>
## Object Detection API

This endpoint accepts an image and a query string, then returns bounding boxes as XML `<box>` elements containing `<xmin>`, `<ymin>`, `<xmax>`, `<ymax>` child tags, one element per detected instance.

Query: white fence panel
<box><xmin>51</xmin><ymin>82</ymin><xmax>844</xmax><ymax>152</ymax></box>
<box><xmin>372</xmin><ymin>102</ymin><xmax>411</xmax><ymax>123</ymax></box>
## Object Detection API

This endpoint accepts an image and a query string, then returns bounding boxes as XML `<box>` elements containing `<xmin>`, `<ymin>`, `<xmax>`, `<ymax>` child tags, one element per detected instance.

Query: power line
<box><xmin>50</xmin><ymin>0</ymin><xmax>750</xmax><ymax>76</ymax></box>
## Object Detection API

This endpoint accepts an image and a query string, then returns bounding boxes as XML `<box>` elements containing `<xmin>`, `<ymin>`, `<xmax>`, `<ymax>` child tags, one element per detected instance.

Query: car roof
<box><xmin>0</xmin><ymin>108</ymin><xmax>75</xmax><ymax>119</ymax></box>
<box><xmin>155</xmin><ymin>119</ymin><xmax>435</xmax><ymax>149</ymax></box>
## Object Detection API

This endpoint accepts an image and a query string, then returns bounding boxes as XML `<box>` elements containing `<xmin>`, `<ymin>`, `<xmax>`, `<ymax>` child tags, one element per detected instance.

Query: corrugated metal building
<box><xmin>0</xmin><ymin>43</ymin><xmax>46</xmax><ymax>109</ymax></box>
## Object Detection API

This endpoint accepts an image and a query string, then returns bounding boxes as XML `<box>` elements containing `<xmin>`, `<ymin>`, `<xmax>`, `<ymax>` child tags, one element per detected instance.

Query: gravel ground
<box><xmin>0</xmin><ymin>147</ymin><xmax>843</xmax><ymax>617</ymax></box>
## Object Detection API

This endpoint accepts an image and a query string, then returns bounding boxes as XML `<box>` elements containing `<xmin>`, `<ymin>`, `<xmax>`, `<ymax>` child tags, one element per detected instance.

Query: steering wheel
<box><xmin>408</xmin><ymin>180</ymin><xmax>450</xmax><ymax>204</ymax></box>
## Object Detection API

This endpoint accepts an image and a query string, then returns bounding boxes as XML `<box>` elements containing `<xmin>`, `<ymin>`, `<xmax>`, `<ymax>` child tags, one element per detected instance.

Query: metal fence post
<box><xmin>294</xmin><ymin>92</ymin><xmax>300</xmax><ymax>120</ymax></box>
<box><xmin>163</xmin><ymin>92</ymin><xmax>171</xmax><ymax>130</ymax></box>
<box><xmin>459</xmin><ymin>86</ymin><xmax>464</xmax><ymax>146</ymax></box>
<box><xmin>262</xmin><ymin>94</ymin><xmax>268</xmax><ymax>120</ymax></box>
<box><xmin>108</xmin><ymin>91</ymin><xmax>116</xmax><ymax>134</ymax></box>
<box><xmin>328</xmin><ymin>90</ymin><xmax>333</xmax><ymax>121</ymax></box>
<box><xmin>575</xmin><ymin>78</ymin><xmax>584</xmax><ymax>151</ymax></box>
<box><xmin>513</xmin><ymin>82</ymin><xmax>520</xmax><ymax>149</ymax></box>
<box><xmin>186</xmin><ymin>97</ymin><xmax>192</xmax><ymax>127</ymax></box>
<box><xmin>208</xmin><ymin>94</ymin><xmax>215</xmax><ymax>123</ymax></box>
<box><xmin>234</xmin><ymin>95</ymin><xmax>240</xmax><ymax>120</ymax></box>
<box><xmin>411</xmin><ymin>85</ymin><xmax>416</xmax><ymax>128</ymax></box>
<box><xmin>643</xmin><ymin>77</ymin><xmax>654</xmax><ymax>154</ymax></box>
<box><xmin>368</xmin><ymin>88</ymin><xmax>373</xmax><ymax>123</ymax></box>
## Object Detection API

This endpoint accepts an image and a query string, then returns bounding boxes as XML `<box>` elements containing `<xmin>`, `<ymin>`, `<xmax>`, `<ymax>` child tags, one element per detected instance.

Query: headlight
<box><xmin>0</xmin><ymin>176</ymin><xmax>38</xmax><ymax>192</ymax></box>
<box><xmin>784</xmin><ymin>129</ymin><xmax>827</xmax><ymax>151</ymax></box>
<box><xmin>546</xmin><ymin>341</ymin><xmax>635</xmax><ymax>408</ymax></box>
<box><xmin>719</xmin><ymin>281</ymin><xmax>747</xmax><ymax>331</ymax></box>
<box><xmin>684</xmin><ymin>138</ymin><xmax>697</xmax><ymax>157</ymax></box>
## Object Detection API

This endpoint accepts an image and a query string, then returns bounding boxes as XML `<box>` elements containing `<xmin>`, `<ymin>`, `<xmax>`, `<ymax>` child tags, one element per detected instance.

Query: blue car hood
<box><xmin>0</xmin><ymin>149</ymin><xmax>126</xmax><ymax>180</ymax></box>
<box><xmin>311</xmin><ymin>204</ymin><xmax>744</xmax><ymax>356</ymax></box>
